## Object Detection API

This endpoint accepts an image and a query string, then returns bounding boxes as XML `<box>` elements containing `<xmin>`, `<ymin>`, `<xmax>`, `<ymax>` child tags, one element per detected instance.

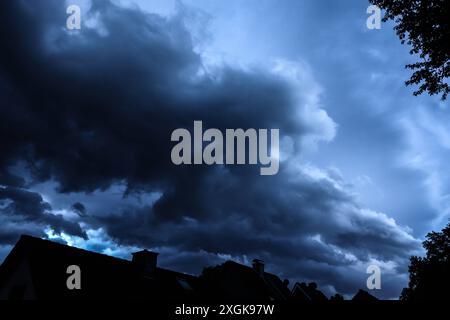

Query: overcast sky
<box><xmin>0</xmin><ymin>0</ymin><xmax>449</xmax><ymax>299</ymax></box>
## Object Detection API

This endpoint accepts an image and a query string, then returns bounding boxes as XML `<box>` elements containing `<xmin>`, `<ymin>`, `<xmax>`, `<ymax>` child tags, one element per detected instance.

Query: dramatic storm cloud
<box><xmin>0</xmin><ymin>0</ymin><xmax>428</xmax><ymax>298</ymax></box>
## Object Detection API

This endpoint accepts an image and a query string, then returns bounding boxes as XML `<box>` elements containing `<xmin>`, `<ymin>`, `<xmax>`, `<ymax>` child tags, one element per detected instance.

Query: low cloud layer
<box><xmin>0</xmin><ymin>0</ymin><xmax>422</xmax><ymax>298</ymax></box>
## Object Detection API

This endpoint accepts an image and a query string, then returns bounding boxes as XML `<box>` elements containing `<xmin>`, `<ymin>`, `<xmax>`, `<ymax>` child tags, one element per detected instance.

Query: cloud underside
<box><xmin>0</xmin><ymin>0</ymin><xmax>420</xmax><ymax>298</ymax></box>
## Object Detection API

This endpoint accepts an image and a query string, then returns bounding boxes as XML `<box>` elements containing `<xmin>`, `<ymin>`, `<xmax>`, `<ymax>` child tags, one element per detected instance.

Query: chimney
<box><xmin>252</xmin><ymin>259</ymin><xmax>265</xmax><ymax>276</ymax></box>
<box><xmin>132</xmin><ymin>249</ymin><xmax>159</xmax><ymax>275</ymax></box>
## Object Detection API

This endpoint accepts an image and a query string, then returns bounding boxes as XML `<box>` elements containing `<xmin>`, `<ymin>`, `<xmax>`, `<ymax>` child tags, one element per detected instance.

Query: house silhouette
<box><xmin>198</xmin><ymin>259</ymin><xmax>292</xmax><ymax>301</ymax></box>
<box><xmin>0</xmin><ymin>235</ymin><xmax>198</xmax><ymax>300</ymax></box>
<box><xmin>0</xmin><ymin>235</ymin><xmax>377</xmax><ymax>301</ymax></box>
<box><xmin>292</xmin><ymin>282</ymin><xmax>328</xmax><ymax>301</ymax></box>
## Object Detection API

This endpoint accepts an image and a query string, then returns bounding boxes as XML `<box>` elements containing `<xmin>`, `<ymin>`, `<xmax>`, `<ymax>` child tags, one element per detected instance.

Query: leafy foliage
<box><xmin>370</xmin><ymin>0</ymin><xmax>450</xmax><ymax>100</ymax></box>
<box><xmin>400</xmin><ymin>222</ymin><xmax>450</xmax><ymax>300</ymax></box>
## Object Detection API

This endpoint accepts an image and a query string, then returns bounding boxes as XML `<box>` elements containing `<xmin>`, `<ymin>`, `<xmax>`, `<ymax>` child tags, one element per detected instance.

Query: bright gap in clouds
<box><xmin>119</xmin><ymin>0</ymin><xmax>177</xmax><ymax>16</ymax></box>
<box><xmin>2</xmin><ymin>0</ymin><xmax>446</xmax><ymax>300</ymax></box>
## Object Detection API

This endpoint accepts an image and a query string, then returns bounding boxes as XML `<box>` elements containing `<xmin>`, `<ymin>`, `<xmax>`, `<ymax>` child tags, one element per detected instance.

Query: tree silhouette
<box><xmin>400</xmin><ymin>221</ymin><xmax>450</xmax><ymax>300</ymax></box>
<box><xmin>369</xmin><ymin>0</ymin><xmax>449</xmax><ymax>100</ymax></box>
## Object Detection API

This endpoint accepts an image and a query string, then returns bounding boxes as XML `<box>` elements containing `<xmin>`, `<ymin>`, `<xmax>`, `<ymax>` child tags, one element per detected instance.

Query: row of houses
<box><xmin>0</xmin><ymin>235</ymin><xmax>377</xmax><ymax>301</ymax></box>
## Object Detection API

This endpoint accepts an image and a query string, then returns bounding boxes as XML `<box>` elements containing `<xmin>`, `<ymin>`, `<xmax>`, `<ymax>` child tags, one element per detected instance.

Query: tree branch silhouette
<box><xmin>370</xmin><ymin>0</ymin><xmax>449</xmax><ymax>100</ymax></box>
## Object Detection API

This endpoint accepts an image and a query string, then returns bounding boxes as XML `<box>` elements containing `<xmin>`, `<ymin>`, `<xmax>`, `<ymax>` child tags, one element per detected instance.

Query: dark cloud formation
<box><xmin>0</xmin><ymin>0</ymin><xmax>420</xmax><ymax>298</ymax></box>
<box><xmin>72</xmin><ymin>202</ymin><xmax>86</xmax><ymax>217</ymax></box>
<box><xmin>0</xmin><ymin>186</ymin><xmax>87</xmax><ymax>243</ymax></box>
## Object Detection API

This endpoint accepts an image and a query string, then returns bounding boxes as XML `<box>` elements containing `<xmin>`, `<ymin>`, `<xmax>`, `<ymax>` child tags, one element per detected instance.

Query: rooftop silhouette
<box><xmin>0</xmin><ymin>235</ymin><xmax>379</xmax><ymax>301</ymax></box>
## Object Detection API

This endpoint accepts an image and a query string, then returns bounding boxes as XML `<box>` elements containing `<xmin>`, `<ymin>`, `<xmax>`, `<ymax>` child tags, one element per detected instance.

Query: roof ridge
<box><xmin>223</xmin><ymin>260</ymin><xmax>280</xmax><ymax>278</ymax></box>
<box><xmin>18</xmin><ymin>234</ymin><xmax>197</xmax><ymax>279</ymax></box>
<box><xmin>19</xmin><ymin>234</ymin><xmax>131</xmax><ymax>263</ymax></box>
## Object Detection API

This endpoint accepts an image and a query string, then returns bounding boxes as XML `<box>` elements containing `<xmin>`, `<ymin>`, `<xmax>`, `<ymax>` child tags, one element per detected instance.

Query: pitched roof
<box><xmin>0</xmin><ymin>235</ymin><xmax>198</xmax><ymax>300</ymax></box>
<box><xmin>1</xmin><ymin>235</ymin><xmax>371</xmax><ymax>301</ymax></box>
<box><xmin>198</xmin><ymin>260</ymin><xmax>292</xmax><ymax>301</ymax></box>
<box><xmin>351</xmin><ymin>289</ymin><xmax>378</xmax><ymax>301</ymax></box>
<box><xmin>292</xmin><ymin>282</ymin><xmax>328</xmax><ymax>302</ymax></box>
